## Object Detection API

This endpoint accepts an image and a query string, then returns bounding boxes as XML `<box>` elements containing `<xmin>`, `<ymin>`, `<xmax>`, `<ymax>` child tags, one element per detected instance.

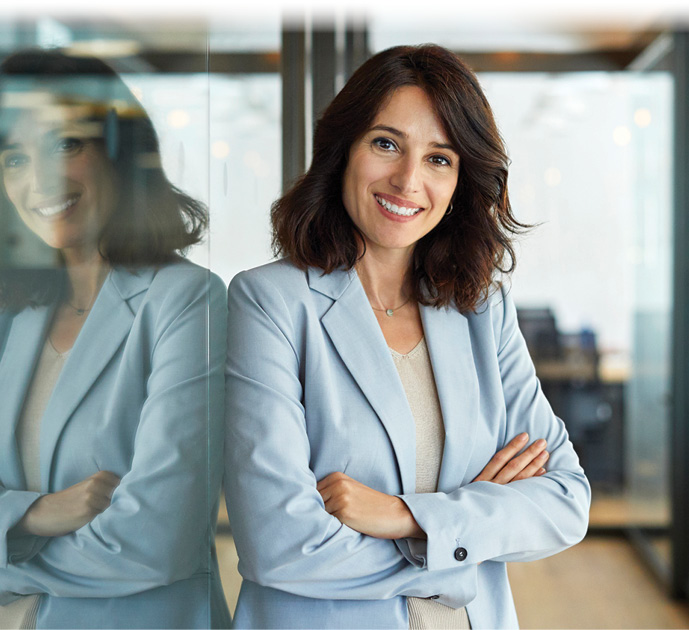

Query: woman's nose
<box><xmin>29</xmin><ymin>154</ymin><xmax>62</xmax><ymax>194</ymax></box>
<box><xmin>389</xmin><ymin>155</ymin><xmax>421</xmax><ymax>194</ymax></box>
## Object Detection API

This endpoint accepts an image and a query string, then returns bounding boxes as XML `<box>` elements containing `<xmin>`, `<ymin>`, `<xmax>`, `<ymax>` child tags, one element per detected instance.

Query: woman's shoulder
<box><xmin>229</xmin><ymin>258</ymin><xmax>310</xmax><ymax>301</ymax></box>
<box><xmin>111</xmin><ymin>259</ymin><xmax>226</xmax><ymax>323</ymax></box>
<box><xmin>113</xmin><ymin>258</ymin><xmax>223</xmax><ymax>296</ymax></box>
<box><xmin>463</xmin><ymin>281</ymin><xmax>517</xmax><ymax>350</ymax></box>
<box><xmin>231</xmin><ymin>258</ymin><xmax>306</xmax><ymax>285</ymax></box>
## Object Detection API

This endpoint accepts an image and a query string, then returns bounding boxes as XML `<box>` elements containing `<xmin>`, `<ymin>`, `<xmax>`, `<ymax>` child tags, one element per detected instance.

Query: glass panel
<box><xmin>207</xmin><ymin>73</ymin><xmax>281</xmax><ymax>285</ymax></box>
<box><xmin>477</xmin><ymin>71</ymin><xmax>673</xmax><ymax>539</ymax></box>
<box><xmin>206</xmin><ymin>19</ymin><xmax>281</xmax><ymax>617</ymax></box>
<box><xmin>0</xmin><ymin>20</ymin><xmax>231</xmax><ymax>627</ymax></box>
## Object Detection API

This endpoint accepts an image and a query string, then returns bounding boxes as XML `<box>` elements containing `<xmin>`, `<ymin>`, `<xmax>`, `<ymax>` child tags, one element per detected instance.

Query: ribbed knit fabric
<box><xmin>391</xmin><ymin>338</ymin><xmax>471</xmax><ymax>630</ymax></box>
<box><xmin>0</xmin><ymin>340</ymin><xmax>68</xmax><ymax>630</ymax></box>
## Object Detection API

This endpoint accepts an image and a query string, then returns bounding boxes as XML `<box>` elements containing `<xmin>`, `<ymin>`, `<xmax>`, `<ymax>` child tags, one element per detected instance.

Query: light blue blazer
<box><xmin>225</xmin><ymin>259</ymin><xmax>590</xmax><ymax>630</ymax></box>
<box><xmin>0</xmin><ymin>261</ymin><xmax>231</xmax><ymax>629</ymax></box>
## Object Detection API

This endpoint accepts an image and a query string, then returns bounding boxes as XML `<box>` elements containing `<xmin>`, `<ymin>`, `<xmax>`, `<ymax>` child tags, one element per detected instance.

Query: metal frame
<box><xmin>311</xmin><ymin>26</ymin><xmax>336</xmax><ymax>123</ymax></box>
<box><xmin>280</xmin><ymin>17</ymin><xmax>369</xmax><ymax>191</ymax></box>
<box><xmin>670</xmin><ymin>30</ymin><xmax>689</xmax><ymax>600</ymax></box>
<box><xmin>281</xmin><ymin>24</ymin><xmax>307</xmax><ymax>191</ymax></box>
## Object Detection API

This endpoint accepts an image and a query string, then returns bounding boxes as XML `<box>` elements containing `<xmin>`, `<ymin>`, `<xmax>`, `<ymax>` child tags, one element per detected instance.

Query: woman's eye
<box><xmin>372</xmin><ymin>137</ymin><xmax>397</xmax><ymax>152</ymax></box>
<box><xmin>2</xmin><ymin>152</ymin><xmax>29</xmax><ymax>169</ymax></box>
<box><xmin>53</xmin><ymin>137</ymin><xmax>84</xmax><ymax>154</ymax></box>
<box><xmin>430</xmin><ymin>155</ymin><xmax>451</xmax><ymax>167</ymax></box>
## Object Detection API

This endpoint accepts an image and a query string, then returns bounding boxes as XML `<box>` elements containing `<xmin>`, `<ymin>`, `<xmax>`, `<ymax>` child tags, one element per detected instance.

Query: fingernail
<box><xmin>518</xmin><ymin>433</ymin><xmax>528</xmax><ymax>442</ymax></box>
<box><xmin>536</xmin><ymin>439</ymin><xmax>547</xmax><ymax>448</ymax></box>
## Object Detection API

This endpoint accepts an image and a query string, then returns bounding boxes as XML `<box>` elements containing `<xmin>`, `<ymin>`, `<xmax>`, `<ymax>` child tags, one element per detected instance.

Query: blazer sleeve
<box><xmin>398</xmin><ymin>287</ymin><xmax>591</xmax><ymax>572</ymax></box>
<box><xmin>0</xmin><ymin>315</ymin><xmax>50</xmax><ymax>568</ymax></box>
<box><xmin>0</xmin><ymin>488</ymin><xmax>47</xmax><ymax>567</ymax></box>
<box><xmin>224</xmin><ymin>270</ymin><xmax>478</xmax><ymax>608</ymax></box>
<box><xmin>0</xmin><ymin>271</ymin><xmax>226</xmax><ymax>599</ymax></box>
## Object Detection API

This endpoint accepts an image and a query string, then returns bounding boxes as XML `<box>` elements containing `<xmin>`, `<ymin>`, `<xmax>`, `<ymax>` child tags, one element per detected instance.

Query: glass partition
<box><xmin>475</xmin><ymin>72</ymin><xmax>674</xmax><ymax>545</ymax></box>
<box><xmin>0</xmin><ymin>20</ymin><xmax>233</xmax><ymax>628</ymax></box>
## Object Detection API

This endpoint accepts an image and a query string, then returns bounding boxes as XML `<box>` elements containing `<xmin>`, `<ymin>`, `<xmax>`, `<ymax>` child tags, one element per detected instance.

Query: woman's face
<box><xmin>0</xmin><ymin>98</ymin><xmax>118</xmax><ymax>256</ymax></box>
<box><xmin>342</xmin><ymin>85</ymin><xmax>459</xmax><ymax>260</ymax></box>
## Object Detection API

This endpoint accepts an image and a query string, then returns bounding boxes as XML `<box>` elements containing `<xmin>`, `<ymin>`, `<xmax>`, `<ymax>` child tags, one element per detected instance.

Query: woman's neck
<box><xmin>355</xmin><ymin>247</ymin><xmax>414</xmax><ymax>310</ymax></box>
<box><xmin>62</xmin><ymin>248</ymin><xmax>109</xmax><ymax>310</ymax></box>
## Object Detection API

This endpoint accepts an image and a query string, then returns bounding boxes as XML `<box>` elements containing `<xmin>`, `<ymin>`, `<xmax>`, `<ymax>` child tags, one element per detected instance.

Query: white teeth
<box><xmin>34</xmin><ymin>196</ymin><xmax>79</xmax><ymax>218</ymax></box>
<box><xmin>375</xmin><ymin>195</ymin><xmax>421</xmax><ymax>217</ymax></box>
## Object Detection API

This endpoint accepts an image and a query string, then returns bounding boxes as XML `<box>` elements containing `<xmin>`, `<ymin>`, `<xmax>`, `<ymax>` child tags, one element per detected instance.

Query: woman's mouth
<box><xmin>374</xmin><ymin>194</ymin><xmax>423</xmax><ymax>217</ymax></box>
<box><xmin>32</xmin><ymin>194</ymin><xmax>80</xmax><ymax>219</ymax></box>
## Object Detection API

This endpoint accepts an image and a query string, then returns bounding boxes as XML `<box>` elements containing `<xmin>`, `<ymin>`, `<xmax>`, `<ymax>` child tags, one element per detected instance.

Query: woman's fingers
<box><xmin>88</xmin><ymin>470</ymin><xmax>121</xmax><ymax>502</ymax></box>
<box><xmin>492</xmin><ymin>439</ymin><xmax>547</xmax><ymax>484</ymax></box>
<box><xmin>316</xmin><ymin>471</ymin><xmax>422</xmax><ymax>539</ymax></box>
<box><xmin>473</xmin><ymin>435</ymin><xmax>548</xmax><ymax>484</ymax></box>
<box><xmin>14</xmin><ymin>470</ymin><xmax>122</xmax><ymax>537</ymax></box>
<box><xmin>317</xmin><ymin>472</ymin><xmax>351</xmax><ymax>511</ymax></box>
<box><xmin>512</xmin><ymin>451</ymin><xmax>549</xmax><ymax>481</ymax></box>
<box><xmin>316</xmin><ymin>471</ymin><xmax>348</xmax><ymax>492</ymax></box>
<box><xmin>473</xmin><ymin>432</ymin><xmax>528</xmax><ymax>482</ymax></box>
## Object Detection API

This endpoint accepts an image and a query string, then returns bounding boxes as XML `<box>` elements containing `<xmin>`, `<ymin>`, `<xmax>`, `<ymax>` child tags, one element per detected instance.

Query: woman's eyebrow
<box><xmin>369</xmin><ymin>124</ymin><xmax>405</xmax><ymax>138</ymax></box>
<box><xmin>431</xmin><ymin>141</ymin><xmax>457</xmax><ymax>152</ymax></box>
<box><xmin>0</xmin><ymin>142</ymin><xmax>21</xmax><ymax>151</ymax></box>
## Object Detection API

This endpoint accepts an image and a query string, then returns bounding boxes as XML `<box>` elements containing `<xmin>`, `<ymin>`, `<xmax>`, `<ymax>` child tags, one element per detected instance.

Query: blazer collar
<box><xmin>39</xmin><ymin>266</ymin><xmax>154</xmax><ymax>491</ymax></box>
<box><xmin>0</xmin><ymin>305</ymin><xmax>55</xmax><ymax>489</ymax></box>
<box><xmin>307</xmin><ymin>266</ymin><xmax>357</xmax><ymax>301</ymax></box>
<box><xmin>312</xmin><ymin>266</ymin><xmax>480</xmax><ymax>493</ymax></box>
<box><xmin>420</xmin><ymin>303</ymin><xmax>480</xmax><ymax>490</ymax></box>
<box><xmin>0</xmin><ymin>266</ymin><xmax>155</xmax><ymax>492</ymax></box>
<box><xmin>315</xmin><ymin>268</ymin><xmax>415</xmax><ymax>493</ymax></box>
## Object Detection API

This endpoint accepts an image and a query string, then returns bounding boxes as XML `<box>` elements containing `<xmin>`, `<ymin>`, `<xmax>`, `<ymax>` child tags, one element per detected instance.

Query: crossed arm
<box><xmin>1</xmin><ymin>271</ymin><xmax>226</xmax><ymax>600</ymax></box>
<box><xmin>225</xmin><ymin>271</ymin><xmax>589</xmax><ymax>607</ymax></box>
<box><xmin>317</xmin><ymin>433</ymin><xmax>550</xmax><ymax>540</ymax></box>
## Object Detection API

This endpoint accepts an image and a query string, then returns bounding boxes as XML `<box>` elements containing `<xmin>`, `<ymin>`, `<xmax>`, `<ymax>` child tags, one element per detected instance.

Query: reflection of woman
<box><xmin>0</xmin><ymin>51</ymin><xmax>230</xmax><ymax>629</ymax></box>
<box><xmin>225</xmin><ymin>45</ymin><xmax>590</xmax><ymax>629</ymax></box>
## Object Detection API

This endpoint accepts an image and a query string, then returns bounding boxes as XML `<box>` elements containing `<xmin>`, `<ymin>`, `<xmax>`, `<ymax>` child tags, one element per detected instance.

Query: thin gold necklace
<box><xmin>370</xmin><ymin>297</ymin><xmax>411</xmax><ymax>317</ymax></box>
<box><xmin>65</xmin><ymin>302</ymin><xmax>93</xmax><ymax>316</ymax></box>
<box><xmin>64</xmin><ymin>293</ymin><xmax>97</xmax><ymax>317</ymax></box>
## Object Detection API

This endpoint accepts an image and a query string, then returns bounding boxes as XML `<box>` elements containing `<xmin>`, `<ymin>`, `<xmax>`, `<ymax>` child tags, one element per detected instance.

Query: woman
<box><xmin>225</xmin><ymin>45</ymin><xmax>590</xmax><ymax>629</ymax></box>
<box><xmin>0</xmin><ymin>50</ymin><xmax>230</xmax><ymax>629</ymax></box>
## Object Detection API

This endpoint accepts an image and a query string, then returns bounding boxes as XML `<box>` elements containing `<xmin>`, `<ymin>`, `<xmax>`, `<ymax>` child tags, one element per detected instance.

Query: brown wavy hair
<box><xmin>272</xmin><ymin>44</ymin><xmax>527</xmax><ymax>311</ymax></box>
<box><xmin>0</xmin><ymin>49</ymin><xmax>207</xmax><ymax>310</ymax></box>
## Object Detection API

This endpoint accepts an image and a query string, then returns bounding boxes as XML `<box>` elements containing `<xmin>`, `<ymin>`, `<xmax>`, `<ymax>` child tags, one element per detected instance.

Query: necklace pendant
<box><xmin>76</xmin><ymin>308</ymin><xmax>85</xmax><ymax>316</ymax></box>
<box><xmin>386</xmin><ymin>309</ymin><xmax>394</xmax><ymax>317</ymax></box>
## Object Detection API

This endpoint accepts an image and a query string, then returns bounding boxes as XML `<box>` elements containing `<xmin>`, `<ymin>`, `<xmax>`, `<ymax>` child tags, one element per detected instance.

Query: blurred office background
<box><xmin>1</xmin><ymin>7</ymin><xmax>689</xmax><ymax>627</ymax></box>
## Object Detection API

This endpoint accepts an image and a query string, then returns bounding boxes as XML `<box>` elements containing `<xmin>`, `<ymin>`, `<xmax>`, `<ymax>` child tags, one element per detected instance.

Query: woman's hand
<box><xmin>318</xmin><ymin>434</ymin><xmax>547</xmax><ymax>540</ymax></box>
<box><xmin>15</xmin><ymin>471</ymin><xmax>121</xmax><ymax>537</ymax></box>
<box><xmin>472</xmin><ymin>433</ymin><xmax>548</xmax><ymax>484</ymax></box>
<box><xmin>317</xmin><ymin>472</ymin><xmax>425</xmax><ymax>540</ymax></box>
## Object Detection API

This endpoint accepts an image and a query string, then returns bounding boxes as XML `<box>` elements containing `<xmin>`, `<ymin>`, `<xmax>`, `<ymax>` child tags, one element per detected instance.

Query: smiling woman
<box><xmin>0</xmin><ymin>52</ymin><xmax>207</xmax><ymax>310</ymax></box>
<box><xmin>225</xmin><ymin>44</ymin><xmax>590</xmax><ymax>630</ymax></box>
<box><xmin>342</xmin><ymin>86</ymin><xmax>459</xmax><ymax>259</ymax></box>
<box><xmin>0</xmin><ymin>50</ymin><xmax>230</xmax><ymax>629</ymax></box>
<box><xmin>1</xmin><ymin>108</ymin><xmax>118</xmax><ymax>255</ymax></box>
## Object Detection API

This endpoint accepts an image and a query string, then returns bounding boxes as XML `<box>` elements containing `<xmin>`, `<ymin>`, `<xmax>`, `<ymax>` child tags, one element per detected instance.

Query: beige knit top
<box><xmin>391</xmin><ymin>338</ymin><xmax>471</xmax><ymax>630</ymax></box>
<box><xmin>0</xmin><ymin>340</ymin><xmax>68</xmax><ymax>630</ymax></box>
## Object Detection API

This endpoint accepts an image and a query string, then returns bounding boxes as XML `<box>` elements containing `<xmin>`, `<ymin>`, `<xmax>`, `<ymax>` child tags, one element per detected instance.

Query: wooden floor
<box><xmin>508</xmin><ymin>537</ymin><xmax>689</xmax><ymax>629</ymax></box>
<box><xmin>588</xmin><ymin>492</ymin><xmax>670</xmax><ymax>529</ymax></box>
<box><xmin>217</xmin><ymin>534</ymin><xmax>689</xmax><ymax>628</ymax></box>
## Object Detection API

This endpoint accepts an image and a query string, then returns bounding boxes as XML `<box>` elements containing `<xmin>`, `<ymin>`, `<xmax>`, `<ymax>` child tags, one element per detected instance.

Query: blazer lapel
<box><xmin>0</xmin><ymin>306</ymin><xmax>54</xmax><ymax>489</ymax></box>
<box><xmin>420</xmin><ymin>303</ymin><xmax>480</xmax><ymax>492</ymax></box>
<box><xmin>311</xmin><ymin>268</ymin><xmax>417</xmax><ymax>494</ymax></box>
<box><xmin>40</xmin><ymin>267</ymin><xmax>153</xmax><ymax>492</ymax></box>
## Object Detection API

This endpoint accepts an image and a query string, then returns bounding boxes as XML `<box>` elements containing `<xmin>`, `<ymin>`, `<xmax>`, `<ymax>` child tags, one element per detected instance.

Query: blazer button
<box><xmin>454</xmin><ymin>547</ymin><xmax>468</xmax><ymax>561</ymax></box>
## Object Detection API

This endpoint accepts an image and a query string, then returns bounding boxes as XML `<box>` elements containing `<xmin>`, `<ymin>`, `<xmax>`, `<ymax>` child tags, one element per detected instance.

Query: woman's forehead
<box><xmin>1</xmin><ymin>97</ymin><xmax>104</xmax><ymax>145</ymax></box>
